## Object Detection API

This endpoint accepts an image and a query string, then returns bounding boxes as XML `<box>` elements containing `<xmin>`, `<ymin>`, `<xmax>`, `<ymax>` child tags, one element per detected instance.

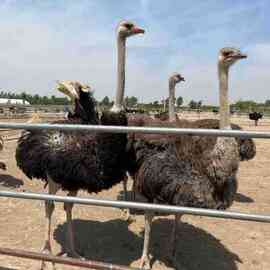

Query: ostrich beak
<box><xmin>56</xmin><ymin>81</ymin><xmax>79</xmax><ymax>100</ymax></box>
<box><xmin>132</xmin><ymin>27</ymin><xmax>145</xmax><ymax>34</ymax></box>
<box><xmin>234</xmin><ymin>52</ymin><xmax>247</xmax><ymax>60</ymax></box>
<box><xmin>81</xmin><ymin>84</ymin><xmax>91</xmax><ymax>93</ymax></box>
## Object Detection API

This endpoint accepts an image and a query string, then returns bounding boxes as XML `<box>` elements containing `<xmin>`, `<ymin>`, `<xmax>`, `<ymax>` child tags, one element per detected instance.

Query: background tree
<box><xmin>176</xmin><ymin>96</ymin><xmax>183</xmax><ymax>107</ymax></box>
<box><xmin>189</xmin><ymin>100</ymin><xmax>197</xmax><ymax>109</ymax></box>
<box><xmin>265</xmin><ymin>100</ymin><xmax>270</xmax><ymax>107</ymax></box>
<box><xmin>101</xmin><ymin>96</ymin><xmax>110</xmax><ymax>107</ymax></box>
<box><xmin>125</xmin><ymin>96</ymin><xmax>138</xmax><ymax>107</ymax></box>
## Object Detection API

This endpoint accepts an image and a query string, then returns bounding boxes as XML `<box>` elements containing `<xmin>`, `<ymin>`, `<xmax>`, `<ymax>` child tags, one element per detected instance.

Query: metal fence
<box><xmin>1</xmin><ymin>122</ymin><xmax>270</xmax><ymax>269</ymax></box>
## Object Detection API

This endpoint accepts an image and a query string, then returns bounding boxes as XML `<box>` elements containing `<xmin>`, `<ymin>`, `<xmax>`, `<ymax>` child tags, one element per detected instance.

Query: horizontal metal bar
<box><xmin>0</xmin><ymin>190</ymin><xmax>270</xmax><ymax>223</ymax></box>
<box><xmin>0</xmin><ymin>247</ymin><xmax>137</xmax><ymax>270</ymax></box>
<box><xmin>0</xmin><ymin>122</ymin><xmax>268</xmax><ymax>139</ymax></box>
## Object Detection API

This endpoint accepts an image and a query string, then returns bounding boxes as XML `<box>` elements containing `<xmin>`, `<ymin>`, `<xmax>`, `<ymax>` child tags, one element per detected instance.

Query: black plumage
<box><xmin>132</xmin><ymin>135</ymin><xmax>238</xmax><ymax>210</ymax></box>
<box><xmin>16</xmin><ymin>82</ymin><xmax>128</xmax><ymax>265</ymax></box>
<box><xmin>16</xmin><ymin>88</ymin><xmax>127</xmax><ymax>193</ymax></box>
<box><xmin>249</xmin><ymin>112</ymin><xmax>263</xmax><ymax>126</ymax></box>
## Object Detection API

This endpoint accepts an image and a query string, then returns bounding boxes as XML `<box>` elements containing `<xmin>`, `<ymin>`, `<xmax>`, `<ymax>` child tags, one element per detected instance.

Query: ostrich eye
<box><xmin>223</xmin><ymin>52</ymin><xmax>231</xmax><ymax>57</ymax></box>
<box><xmin>124</xmin><ymin>23</ymin><xmax>133</xmax><ymax>29</ymax></box>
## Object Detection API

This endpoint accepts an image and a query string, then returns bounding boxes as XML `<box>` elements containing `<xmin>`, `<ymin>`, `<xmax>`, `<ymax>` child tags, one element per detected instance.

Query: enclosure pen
<box><xmin>0</xmin><ymin>122</ymin><xmax>270</xmax><ymax>269</ymax></box>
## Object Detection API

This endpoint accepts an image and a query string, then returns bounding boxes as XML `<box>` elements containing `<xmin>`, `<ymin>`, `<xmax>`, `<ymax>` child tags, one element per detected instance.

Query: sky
<box><xmin>0</xmin><ymin>0</ymin><xmax>269</xmax><ymax>105</ymax></box>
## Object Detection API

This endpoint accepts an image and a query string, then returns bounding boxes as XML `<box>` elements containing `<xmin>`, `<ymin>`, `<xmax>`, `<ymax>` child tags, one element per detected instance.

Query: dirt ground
<box><xmin>0</xmin><ymin>116</ymin><xmax>269</xmax><ymax>269</ymax></box>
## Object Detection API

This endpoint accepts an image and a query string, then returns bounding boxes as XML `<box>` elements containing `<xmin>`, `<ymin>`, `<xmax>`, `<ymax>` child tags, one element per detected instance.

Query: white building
<box><xmin>0</xmin><ymin>98</ymin><xmax>30</xmax><ymax>105</ymax></box>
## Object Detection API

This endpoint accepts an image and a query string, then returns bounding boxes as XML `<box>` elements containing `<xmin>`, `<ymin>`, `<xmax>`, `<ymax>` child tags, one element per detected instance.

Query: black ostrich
<box><xmin>16</xmin><ymin>19</ymin><xmax>145</xmax><ymax>269</ymax></box>
<box><xmin>16</xmin><ymin>81</ymin><xmax>126</xmax><ymax>264</ymax></box>
<box><xmin>249</xmin><ymin>111</ymin><xmax>263</xmax><ymax>126</ymax></box>
<box><xmin>0</xmin><ymin>136</ymin><xmax>7</xmax><ymax>170</ymax></box>
<box><xmin>130</xmin><ymin>47</ymin><xmax>247</xmax><ymax>269</ymax></box>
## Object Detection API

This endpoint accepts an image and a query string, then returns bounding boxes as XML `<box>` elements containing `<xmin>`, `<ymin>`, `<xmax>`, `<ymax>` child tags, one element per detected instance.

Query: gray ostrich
<box><xmin>123</xmin><ymin>73</ymin><xmax>184</xmax><ymax>219</ymax></box>
<box><xmin>132</xmin><ymin>47</ymin><xmax>247</xmax><ymax>269</ymax></box>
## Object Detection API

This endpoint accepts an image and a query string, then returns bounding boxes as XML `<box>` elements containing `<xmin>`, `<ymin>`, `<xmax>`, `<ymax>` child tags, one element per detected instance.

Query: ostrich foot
<box><xmin>40</xmin><ymin>241</ymin><xmax>56</xmax><ymax>270</ymax></box>
<box><xmin>57</xmin><ymin>250</ymin><xmax>85</xmax><ymax>260</ymax></box>
<box><xmin>41</xmin><ymin>261</ymin><xmax>57</xmax><ymax>270</ymax></box>
<box><xmin>139</xmin><ymin>254</ymin><xmax>152</xmax><ymax>270</ymax></box>
<box><xmin>0</xmin><ymin>161</ymin><xmax>7</xmax><ymax>170</ymax></box>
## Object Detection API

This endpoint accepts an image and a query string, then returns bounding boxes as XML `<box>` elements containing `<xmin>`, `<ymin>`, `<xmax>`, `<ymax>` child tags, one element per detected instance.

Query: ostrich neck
<box><xmin>219</xmin><ymin>65</ymin><xmax>230</xmax><ymax>129</ymax></box>
<box><xmin>169</xmin><ymin>80</ymin><xmax>176</xmax><ymax>122</ymax></box>
<box><xmin>112</xmin><ymin>36</ymin><xmax>126</xmax><ymax>112</ymax></box>
<box><xmin>73</xmin><ymin>93</ymin><xmax>98</xmax><ymax>124</ymax></box>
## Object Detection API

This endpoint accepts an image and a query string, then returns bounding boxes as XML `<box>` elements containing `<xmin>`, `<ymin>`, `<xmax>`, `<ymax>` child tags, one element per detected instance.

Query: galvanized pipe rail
<box><xmin>1</xmin><ymin>121</ymin><xmax>270</xmax><ymax>269</ymax></box>
<box><xmin>0</xmin><ymin>122</ymin><xmax>269</xmax><ymax>139</ymax></box>
<box><xmin>0</xmin><ymin>190</ymin><xmax>270</xmax><ymax>223</ymax></box>
<box><xmin>0</xmin><ymin>247</ymin><xmax>138</xmax><ymax>270</ymax></box>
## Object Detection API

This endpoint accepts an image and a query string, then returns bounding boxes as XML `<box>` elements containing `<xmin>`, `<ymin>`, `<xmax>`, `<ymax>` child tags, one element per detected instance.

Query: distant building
<box><xmin>0</xmin><ymin>98</ymin><xmax>30</xmax><ymax>105</ymax></box>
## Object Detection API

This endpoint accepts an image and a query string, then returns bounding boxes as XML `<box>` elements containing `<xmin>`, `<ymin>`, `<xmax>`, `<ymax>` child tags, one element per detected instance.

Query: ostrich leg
<box><xmin>123</xmin><ymin>174</ymin><xmax>128</xmax><ymax>201</ymax></box>
<box><xmin>140</xmin><ymin>212</ymin><xmax>154</xmax><ymax>270</ymax></box>
<box><xmin>121</xmin><ymin>174</ymin><xmax>135</xmax><ymax>223</ymax></box>
<box><xmin>62</xmin><ymin>190</ymin><xmax>82</xmax><ymax>258</ymax></box>
<box><xmin>41</xmin><ymin>177</ymin><xmax>59</xmax><ymax>270</ymax></box>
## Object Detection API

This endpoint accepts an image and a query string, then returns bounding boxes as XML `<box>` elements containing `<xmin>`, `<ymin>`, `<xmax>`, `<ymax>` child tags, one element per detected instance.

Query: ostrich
<box><xmin>132</xmin><ymin>47</ymin><xmax>247</xmax><ymax>269</ymax></box>
<box><xmin>0</xmin><ymin>136</ymin><xmax>6</xmax><ymax>170</ymax></box>
<box><xmin>128</xmin><ymin>73</ymin><xmax>184</xmax><ymax>127</ymax></box>
<box><xmin>169</xmin><ymin>73</ymin><xmax>185</xmax><ymax>122</ymax></box>
<box><xmin>123</xmin><ymin>73</ymin><xmax>184</xmax><ymax>210</ymax></box>
<box><xmin>249</xmin><ymin>111</ymin><xmax>263</xmax><ymax>126</ymax></box>
<box><xmin>16</xmin><ymin>20</ymin><xmax>145</xmax><ymax>269</ymax></box>
<box><xmin>153</xmin><ymin>73</ymin><xmax>185</xmax><ymax>122</ymax></box>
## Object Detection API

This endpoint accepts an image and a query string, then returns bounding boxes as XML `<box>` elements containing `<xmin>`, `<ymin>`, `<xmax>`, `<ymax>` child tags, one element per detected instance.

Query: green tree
<box><xmin>101</xmin><ymin>96</ymin><xmax>110</xmax><ymax>106</ymax></box>
<box><xmin>189</xmin><ymin>100</ymin><xmax>197</xmax><ymax>109</ymax></box>
<box><xmin>234</xmin><ymin>100</ymin><xmax>257</xmax><ymax>111</ymax></box>
<box><xmin>265</xmin><ymin>100</ymin><xmax>270</xmax><ymax>106</ymax></box>
<box><xmin>176</xmin><ymin>96</ymin><xmax>183</xmax><ymax>107</ymax></box>
<box><xmin>125</xmin><ymin>96</ymin><xmax>138</xmax><ymax>107</ymax></box>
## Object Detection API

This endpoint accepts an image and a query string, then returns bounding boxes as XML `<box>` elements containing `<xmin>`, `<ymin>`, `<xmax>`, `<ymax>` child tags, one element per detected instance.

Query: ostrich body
<box><xmin>132</xmin><ymin>47</ymin><xmax>247</xmax><ymax>269</ymax></box>
<box><xmin>123</xmin><ymin>74</ymin><xmax>184</xmax><ymax>206</ymax></box>
<box><xmin>16</xmin><ymin>20</ymin><xmax>145</xmax><ymax>269</ymax></box>
<box><xmin>249</xmin><ymin>111</ymin><xmax>263</xmax><ymax>126</ymax></box>
<box><xmin>16</xmin><ymin>82</ymin><xmax>127</xmax><ymax>264</ymax></box>
<box><xmin>176</xmin><ymin>118</ymin><xmax>256</xmax><ymax>161</ymax></box>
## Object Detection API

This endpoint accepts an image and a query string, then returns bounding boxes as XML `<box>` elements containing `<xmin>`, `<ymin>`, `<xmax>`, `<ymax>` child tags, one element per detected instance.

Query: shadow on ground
<box><xmin>0</xmin><ymin>174</ymin><xmax>24</xmax><ymax>189</ymax></box>
<box><xmin>149</xmin><ymin>218</ymin><xmax>242</xmax><ymax>269</ymax></box>
<box><xmin>54</xmin><ymin>217</ymin><xmax>242</xmax><ymax>269</ymax></box>
<box><xmin>54</xmin><ymin>218</ymin><xmax>141</xmax><ymax>266</ymax></box>
<box><xmin>234</xmin><ymin>192</ymin><xmax>254</xmax><ymax>203</ymax></box>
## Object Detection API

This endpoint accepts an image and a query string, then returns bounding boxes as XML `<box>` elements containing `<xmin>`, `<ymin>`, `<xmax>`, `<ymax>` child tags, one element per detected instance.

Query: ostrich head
<box><xmin>117</xmin><ymin>20</ymin><xmax>145</xmax><ymax>38</ymax></box>
<box><xmin>218</xmin><ymin>47</ymin><xmax>247</xmax><ymax>68</ymax></box>
<box><xmin>170</xmin><ymin>73</ymin><xmax>185</xmax><ymax>84</ymax></box>
<box><xmin>56</xmin><ymin>80</ymin><xmax>91</xmax><ymax>101</ymax></box>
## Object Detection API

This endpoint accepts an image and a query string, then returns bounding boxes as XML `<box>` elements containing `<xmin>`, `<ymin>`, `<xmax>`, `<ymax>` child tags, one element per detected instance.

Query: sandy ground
<box><xmin>0</xmin><ymin>116</ymin><xmax>269</xmax><ymax>269</ymax></box>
